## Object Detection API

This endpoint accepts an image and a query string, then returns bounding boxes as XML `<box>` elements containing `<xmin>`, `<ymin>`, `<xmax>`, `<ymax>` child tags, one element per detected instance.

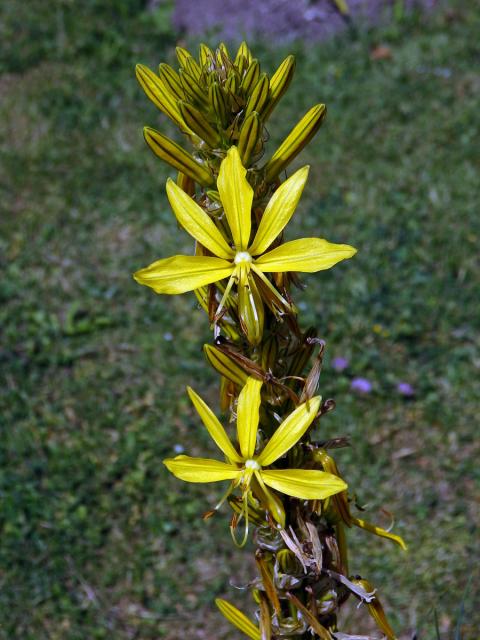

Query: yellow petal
<box><xmin>166</xmin><ymin>179</ymin><xmax>233</xmax><ymax>259</ymax></box>
<box><xmin>260</xmin><ymin>469</ymin><xmax>347</xmax><ymax>500</ymax></box>
<box><xmin>134</xmin><ymin>255</ymin><xmax>233</xmax><ymax>294</ymax></box>
<box><xmin>249</xmin><ymin>166</ymin><xmax>309</xmax><ymax>256</ymax></box>
<box><xmin>163</xmin><ymin>455</ymin><xmax>240</xmax><ymax>483</ymax></box>
<box><xmin>215</xmin><ymin>599</ymin><xmax>261</xmax><ymax>640</ymax></box>
<box><xmin>217</xmin><ymin>147</ymin><xmax>253</xmax><ymax>251</ymax></box>
<box><xmin>237</xmin><ymin>377</ymin><xmax>263</xmax><ymax>459</ymax></box>
<box><xmin>187</xmin><ymin>387</ymin><xmax>242</xmax><ymax>463</ymax></box>
<box><xmin>255</xmin><ymin>238</ymin><xmax>357</xmax><ymax>273</ymax></box>
<box><xmin>351</xmin><ymin>517</ymin><xmax>407</xmax><ymax>551</ymax></box>
<box><xmin>257</xmin><ymin>396</ymin><xmax>321</xmax><ymax>466</ymax></box>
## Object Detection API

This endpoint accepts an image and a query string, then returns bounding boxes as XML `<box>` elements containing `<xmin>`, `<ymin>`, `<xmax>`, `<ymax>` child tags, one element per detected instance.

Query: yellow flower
<box><xmin>134</xmin><ymin>146</ymin><xmax>356</xmax><ymax>344</ymax></box>
<box><xmin>163</xmin><ymin>377</ymin><xmax>347</xmax><ymax>535</ymax></box>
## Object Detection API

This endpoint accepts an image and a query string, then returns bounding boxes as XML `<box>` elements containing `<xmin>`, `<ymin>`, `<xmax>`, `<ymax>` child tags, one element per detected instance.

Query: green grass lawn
<box><xmin>0</xmin><ymin>1</ymin><xmax>478</xmax><ymax>638</ymax></box>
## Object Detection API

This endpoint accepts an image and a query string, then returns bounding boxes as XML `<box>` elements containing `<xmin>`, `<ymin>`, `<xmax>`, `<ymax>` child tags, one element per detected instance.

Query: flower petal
<box><xmin>187</xmin><ymin>387</ymin><xmax>242</xmax><ymax>463</ymax></box>
<box><xmin>257</xmin><ymin>396</ymin><xmax>321</xmax><ymax>466</ymax></box>
<box><xmin>217</xmin><ymin>147</ymin><xmax>253</xmax><ymax>251</ymax></box>
<box><xmin>215</xmin><ymin>599</ymin><xmax>261</xmax><ymax>640</ymax></box>
<box><xmin>248</xmin><ymin>165</ymin><xmax>309</xmax><ymax>256</ymax></box>
<box><xmin>351</xmin><ymin>517</ymin><xmax>407</xmax><ymax>551</ymax></box>
<box><xmin>237</xmin><ymin>377</ymin><xmax>263</xmax><ymax>459</ymax></box>
<box><xmin>134</xmin><ymin>255</ymin><xmax>233</xmax><ymax>294</ymax></box>
<box><xmin>163</xmin><ymin>455</ymin><xmax>240</xmax><ymax>483</ymax></box>
<box><xmin>255</xmin><ymin>238</ymin><xmax>357</xmax><ymax>273</ymax></box>
<box><xmin>166</xmin><ymin>179</ymin><xmax>233</xmax><ymax>259</ymax></box>
<box><xmin>261</xmin><ymin>469</ymin><xmax>347</xmax><ymax>500</ymax></box>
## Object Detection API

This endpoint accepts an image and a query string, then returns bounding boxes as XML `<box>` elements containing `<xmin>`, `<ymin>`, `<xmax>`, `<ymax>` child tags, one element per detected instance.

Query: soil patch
<box><xmin>172</xmin><ymin>0</ymin><xmax>437</xmax><ymax>43</ymax></box>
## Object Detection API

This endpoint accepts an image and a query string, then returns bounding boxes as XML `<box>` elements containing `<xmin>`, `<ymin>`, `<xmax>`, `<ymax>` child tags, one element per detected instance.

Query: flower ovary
<box><xmin>234</xmin><ymin>251</ymin><xmax>253</xmax><ymax>265</ymax></box>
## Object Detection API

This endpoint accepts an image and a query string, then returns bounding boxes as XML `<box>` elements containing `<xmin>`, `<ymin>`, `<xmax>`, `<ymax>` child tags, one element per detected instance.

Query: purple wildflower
<box><xmin>350</xmin><ymin>377</ymin><xmax>372</xmax><ymax>394</ymax></box>
<box><xmin>396</xmin><ymin>382</ymin><xmax>415</xmax><ymax>397</ymax></box>
<box><xmin>332</xmin><ymin>356</ymin><xmax>349</xmax><ymax>372</ymax></box>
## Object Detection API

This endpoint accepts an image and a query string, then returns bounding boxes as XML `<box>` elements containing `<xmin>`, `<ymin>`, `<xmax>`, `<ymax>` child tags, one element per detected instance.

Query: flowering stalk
<box><xmin>134</xmin><ymin>42</ymin><xmax>406</xmax><ymax>639</ymax></box>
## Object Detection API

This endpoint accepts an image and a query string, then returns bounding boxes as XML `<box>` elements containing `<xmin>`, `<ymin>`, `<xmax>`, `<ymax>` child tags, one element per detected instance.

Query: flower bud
<box><xmin>238</xmin><ymin>112</ymin><xmax>262</xmax><ymax>166</ymax></box>
<box><xmin>180</xmin><ymin>68</ymin><xmax>208</xmax><ymax>109</ymax></box>
<box><xmin>245</xmin><ymin>73</ymin><xmax>270</xmax><ymax>118</ymax></box>
<box><xmin>158</xmin><ymin>62</ymin><xmax>184</xmax><ymax>100</ymax></box>
<box><xmin>178</xmin><ymin>101</ymin><xmax>221</xmax><ymax>148</ymax></box>
<box><xmin>143</xmin><ymin>127</ymin><xmax>214</xmax><ymax>186</ymax></box>
<box><xmin>263</xmin><ymin>54</ymin><xmax>296</xmax><ymax>120</ymax></box>
<box><xmin>209</xmin><ymin>82</ymin><xmax>228</xmax><ymax>128</ymax></box>
<box><xmin>240</xmin><ymin>59</ymin><xmax>260</xmax><ymax>95</ymax></box>
<box><xmin>264</xmin><ymin>104</ymin><xmax>327</xmax><ymax>181</ymax></box>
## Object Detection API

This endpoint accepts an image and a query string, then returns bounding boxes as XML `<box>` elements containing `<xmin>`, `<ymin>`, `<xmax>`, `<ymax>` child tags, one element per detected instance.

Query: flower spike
<box><xmin>134</xmin><ymin>41</ymin><xmax>404</xmax><ymax>638</ymax></box>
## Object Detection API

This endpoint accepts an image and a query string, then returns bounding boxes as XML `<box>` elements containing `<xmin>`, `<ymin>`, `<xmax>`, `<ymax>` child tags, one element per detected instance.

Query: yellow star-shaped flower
<box><xmin>134</xmin><ymin>146</ymin><xmax>356</xmax><ymax>344</ymax></box>
<box><xmin>164</xmin><ymin>377</ymin><xmax>347</xmax><ymax>533</ymax></box>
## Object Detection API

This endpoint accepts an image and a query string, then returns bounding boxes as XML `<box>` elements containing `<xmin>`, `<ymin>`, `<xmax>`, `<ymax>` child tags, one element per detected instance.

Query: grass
<box><xmin>0</xmin><ymin>1</ymin><xmax>479</xmax><ymax>638</ymax></box>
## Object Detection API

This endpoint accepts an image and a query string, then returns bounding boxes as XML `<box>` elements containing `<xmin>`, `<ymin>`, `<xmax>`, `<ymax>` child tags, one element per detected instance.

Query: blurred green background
<box><xmin>0</xmin><ymin>1</ymin><xmax>478</xmax><ymax>638</ymax></box>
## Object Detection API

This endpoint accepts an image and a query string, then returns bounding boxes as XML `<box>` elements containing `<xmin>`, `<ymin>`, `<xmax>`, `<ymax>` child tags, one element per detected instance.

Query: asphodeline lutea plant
<box><xmin>134</xmin><ymin>41</ymin><xmax>407</xmax><ymax>639</ymax></box>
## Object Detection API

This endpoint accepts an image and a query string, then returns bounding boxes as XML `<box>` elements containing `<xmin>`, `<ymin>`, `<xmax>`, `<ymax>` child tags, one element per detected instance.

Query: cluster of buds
<box><xmin>134</xmin><ymin>41</ymin><xmax>406</xmax><ymax>639</ymax></box>
<box><xmin>136</xmin><ymin>43</ymin><xmax>325</xmax><ymax>188</ymax></box>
